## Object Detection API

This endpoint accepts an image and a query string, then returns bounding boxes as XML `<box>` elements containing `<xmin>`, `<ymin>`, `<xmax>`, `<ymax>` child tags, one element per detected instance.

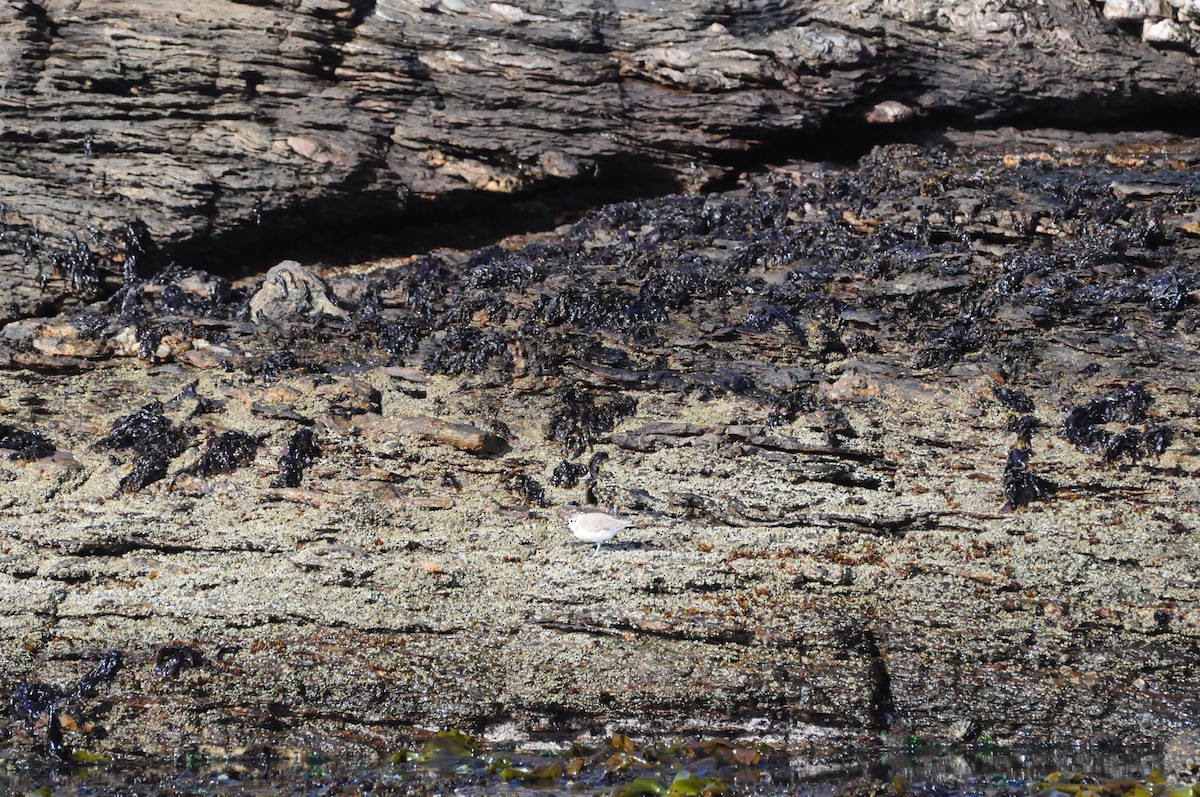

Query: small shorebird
<box><xmin>566</xmin><ymin>510</ymin><xmax>632</xmax><ymax>553</ymax></box>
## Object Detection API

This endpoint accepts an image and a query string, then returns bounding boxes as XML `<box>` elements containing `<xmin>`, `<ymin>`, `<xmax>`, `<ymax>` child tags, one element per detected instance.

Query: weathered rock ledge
<box><xmin>4</xmin><ymin>0</ymin><xmax>1200</xmax><ymax>321</ymax></box>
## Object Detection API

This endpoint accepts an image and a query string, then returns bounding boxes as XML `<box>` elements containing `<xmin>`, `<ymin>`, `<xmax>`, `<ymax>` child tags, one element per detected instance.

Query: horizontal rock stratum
<box><xmin>3</xmin><ymin>0</ymin><xmax>1200</xmax><ymax>319</ymax></box>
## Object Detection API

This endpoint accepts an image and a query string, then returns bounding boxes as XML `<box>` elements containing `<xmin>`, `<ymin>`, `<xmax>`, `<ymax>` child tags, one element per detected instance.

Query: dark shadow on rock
<box><xmin>161</xmin><ymin>156</ymin><xmax>687</xmax><ymax>283</ymax></box>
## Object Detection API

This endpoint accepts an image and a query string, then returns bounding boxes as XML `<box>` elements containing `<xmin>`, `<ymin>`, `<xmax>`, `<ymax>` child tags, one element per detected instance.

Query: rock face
<box><xmin>2</xmin><ymin>1</ymin><xmax>1200</xmax><ymax>320</ymax></box>
<box><xmin>0</xmin><ymin>131</ymin><xmax>1198</xmax><ymax>760</ymax></box>
<box><xmin>248</xmin><ymin>260</ymin><xmax>348</xmax><ymax>322</ymax></box>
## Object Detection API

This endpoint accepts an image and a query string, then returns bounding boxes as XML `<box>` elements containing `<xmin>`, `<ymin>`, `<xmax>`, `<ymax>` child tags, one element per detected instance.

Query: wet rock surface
<box><xmin>0</xmin><ymin>739</ymin><xmax>1178</xmax><ymax>796</ymax></box>
<box><xmin>0</xmin><ymin>131</ymin><xmax>1198</xmax><ymax>760</ymax></box>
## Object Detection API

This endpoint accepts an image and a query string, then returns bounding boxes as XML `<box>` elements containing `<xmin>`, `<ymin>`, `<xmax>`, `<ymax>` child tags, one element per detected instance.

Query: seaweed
<box><xmin>1001</xmin><ymin>398</ymin><xmax>1052</xmax><ymax>510</ymax></box>
<box><xmin>741</xmin><ymin>305</ymin><xmax>806</xmax><ymax>341</ymax></box>
<box><xmin>1139</xmin><ymin>424</ymin><xmax>1172</xmax><ymax>457</ymax></box>
<box><xmin>397</xmin><ymin>255</ymin><xmax>454</xmax><ymax>323</ymax></box>
<box><xmin>10</xmin><ymin>138</ymin><xmax>1196</xmax><ymax>531</ymax></box>
<box><xmin>1002</xmin><ymin>447</ymin><xmax>1054</xmax><ymax>511</ymax></box>
<box><xmin>586</xmin><ymin>451</ymin><xmax>608</xmax><ymax>482</ymax></box>
<box><xmin>583</xmin><ymin>450</ymin><xmax>609</xmax><ymax>504</ymax></box>
<box><xmin>150</xmin><ymin>265</ymin><xmax>231</xmax><ymax>313</ymax></box>
<box><xmin>1097</xmin><ymin>425</ymin><xmax>1173</xmax><ymax>463</ymax></box>
<box><xmin>994</xmin><ymin>387</ymin><xmax>1034</xmax><ymax>414</ymax></box>
<box><xmin>98</xmin><ymin>401</ymin><xmax>174</xmax><ymax>453</ymax></box>
<box><xmin>550</xmin><ymin>460</ymin><xmax>589</xmax><ymax>488</ymax></box>
<box><xmin>118</xmin><ymin>450</ymin><xmax>174</xmax><ymax>494</ymax></box>
<box><xmin>503</xmin><ymin>473</ymin><xmax>548</xmax><ymax>508</ymax></box>
<box><xmin>166</xmin><ymin>381</ymin><xmax>222</xmax><ymax>417</ymax></box>
<box><xmin>136</xmin><ymin>319</ymin><xmax>192</xmax><ymax>360</ymax></box>
<box><xmin>8</xmin><ymin>651</ymin><xmax>122</xmax><ymax>762</ymax></box>
<box><xmin>1059</xmin><ymin>384</ymin><xmax>1169</xmax><ymax>462</ymax></box>
<box><xmin>8</xmin><ymin>683</ymin><xmax>57</xmax><ymax>752</ymax></box>
<box><xmin>29</xmin><ymin>221</ymin><xmax>156</xmax><ymax>304</ymax></box>
<box><xmin>81</xmin><ymin>258</ymin><xmax>235</xmax><ymax>341</ymax></box>
<box><xmin>638</xmin><ymin>262</ymin><xmax>727</xmax><ymax>312</ymax></box>
<box><xmin>1007</xmin><ymin>414</ymin><xmax>1040</xmax><ymax>450</ymax></box>
<box><xmin>109</xmin><ymin>149</ymin><xmax>1197</xmax><ymax>424</ymax></box>
<box><xmin>546</xmin><ymin>387</ymin><xmax>637</xmax><ymax>459</ymax></box>
<box><xmin>253</xmin><ymin>350</ymin><xmax>306</xmax><ymax>382</ymax></box>
<box><xmin>528</xmin><ymin>283</ymin><xmax>664</xmax><ymax>339</ymax></box>
<box><xmin>424</xmin><ymin>326</ymin><xmax>512</xmax><ymax>376</ymax></box>
<box><xmin>822</xmin><ymin>408</ymin><xmax>857</xmax><ymax>448</ymax></box>
<box><xmin>550</xmin><ymin>451</ymin><xmax>609</xmax><ymax>492</ymax></box>
<box><xmin>766</xmin><ymin>390</ymin><xmax>817</xmax><ymax>427</ymax></box>
<box><xmin>1066</xmin><ymin>384</ymin><xmax>1151</xmax><ymax>430</ymax></box>
<box><xmin>437</xmin><ymin>292</ymin><xmax>513</xmax><ymax>328</ymax></box>
<box><xmin>376</xmin><ymin>317</ymin><xmax>423</xmax><ymax>358</ymax></box>
<box><xmin>191</xmin><ymin>431</ymin><xmax>258</xmax><ymax>477</ymax></box>
<box><xmin>166</xmin><ymin>380</ymin><xmax>201</xmax><ymax>407</ymax></box>
<box><xmin>915</xmin><ymin>297</ymin><xmax>995</xmax><ymax>368</ymax></box>
<box><xmin>99</xmin><ymin>402</ymin><xmax>193</xmax><ymax>493</ymax></box>
<box><xmin>0</xmin><ymin>423</ymin><xmax>55</xmax><ymax>460</ymax></box>
<box><xmin>464</xmin><ymin>247</ymin><xmax>547</xmax><ymax>291</ymax></box>
<box><xmin>51</xmin><ymin>232</ymin><xmax>102</xmax><ymax>299</ymax></box>
<box><xmin>154</xmin><ymin>645</ymin><xmax>203</xmax><ymax>678</ymax></box>
<box><xmin>275</xmin><ymin>428</ymin><xmax>320</xmax><ymax>488</ymax></box>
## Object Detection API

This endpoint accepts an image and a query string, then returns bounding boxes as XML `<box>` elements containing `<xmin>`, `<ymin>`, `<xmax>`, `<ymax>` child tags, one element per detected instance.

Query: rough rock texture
<box><xmin>248</xmin><ymin>260</ymin><xmax>348</xmax><ymax>322</ymax></box>
<box><xmin>0</xmin><ymin>131</ymin><xmax>1198</xmax><ymax>761</ymax></box>
<box><xmin>2</xmin><ymin>0</ymin><xmax>1200</xmax><ymax>320</ymax></box>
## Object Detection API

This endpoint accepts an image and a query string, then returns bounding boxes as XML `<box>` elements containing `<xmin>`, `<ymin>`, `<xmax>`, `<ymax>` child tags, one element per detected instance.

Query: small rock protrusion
<box><xmin>1143</xmin><ymin>16</ymin><xmax>1191</xmax><ymax>45</ymax></box>
<box><xmin>249</xmin><ymin>260</ymin><xmax>348</xmax><ymax>323</ymax></box>
<box><xmin>865</xmin><ymin>100</ymin><xmax>914</xmax><ymax>124</ymax></box>
<box><xmin>1102</xmin><ymin>0</ymin><xmax>1166</xmax><ymax>20</ymax></box>
<box><xmin>946</xmin><ymin>717</ymin><xmax>979</xmax><ymax>743</ymax></box>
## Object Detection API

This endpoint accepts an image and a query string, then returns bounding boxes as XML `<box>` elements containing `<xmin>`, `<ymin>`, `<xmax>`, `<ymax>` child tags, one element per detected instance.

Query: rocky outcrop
<box><xmin>0</xmin><ymin>131</ymin><xmax>1198</xmax><ymax>760</ymax></box>
<box><xmin>2</xmin><ymin>1</ymin><xmax>1200</xmax><ymax>320</ymax></box>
